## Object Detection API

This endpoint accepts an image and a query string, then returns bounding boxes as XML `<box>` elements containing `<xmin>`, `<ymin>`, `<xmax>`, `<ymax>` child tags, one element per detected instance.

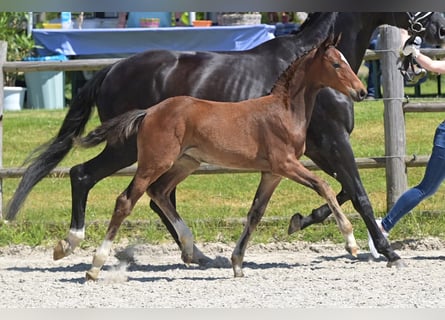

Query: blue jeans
<box><xmin>381</xmin><ymin>121</ymin><xmax>445</xmax><ymax>232</ymax></box>
<box><xmin>365</xmin><ymin>39</ymin><xmax>379</xmax><ymax>97</ymax></box>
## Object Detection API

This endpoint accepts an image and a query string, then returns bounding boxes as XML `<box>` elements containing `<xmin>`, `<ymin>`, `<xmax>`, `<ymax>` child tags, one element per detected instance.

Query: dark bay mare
<box><xmin>6</xmin><ymin>12</ymin><xmax>445</xmax><ymax>267</ymax></box>
<box><xmin>78</xmin><ymin>33</ymin><xmax>366</xmax><ymax>280</ymax></box>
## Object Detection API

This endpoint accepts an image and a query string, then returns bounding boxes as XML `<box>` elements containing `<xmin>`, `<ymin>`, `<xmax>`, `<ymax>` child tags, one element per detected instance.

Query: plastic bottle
<box><xmin>61</xmin><ymin>12</ymin><xmax>72</xmax><ymax>29</ymax></box>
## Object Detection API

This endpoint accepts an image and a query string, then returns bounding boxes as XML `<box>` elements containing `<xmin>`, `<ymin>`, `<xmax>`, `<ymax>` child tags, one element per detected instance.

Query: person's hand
<box><xmin>402</xmin><ymin>36</ymin><xmax>422</xmax><ymax>58</ymax></box>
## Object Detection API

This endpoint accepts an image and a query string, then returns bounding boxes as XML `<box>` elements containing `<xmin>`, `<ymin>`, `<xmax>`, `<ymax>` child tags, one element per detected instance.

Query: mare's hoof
<box><xmin>192</xmin><ymin>255</ymin><xmax>213</xmax><ymax>267</ymax></box>
<box><xmin>231</xmin><ymin>255</ymin><xmax>244</xmax><ymax>277</ymax></box>
<box><xmin>233</xmin><ymin>266</ymin><xmax>244</xmax><ymax>278</ymax></box>
<box><xmin>387</xmin><ymin>258</ymin><xmax>407</xmax><ymax>269</ymax></box>
<box><xmin>53</xmin><ymin>239</ymin><xmax>71</xmax><ymax>261</ymax></box>
<box><xmin>288</xmin><ymin>213</ymin><xmax>303</xmax><ymax>235</ymax></box>
<box><xmin>191</xmin><ymin>245</ymin><xmax>213</xmax><ymax>266</ymax></box>
<box><xmin>85</xmin><ymin>269</ymin><xmax>99</xmax><ymax>281</ymax></box>
<box><xmin>181</xmin><ymin>252</ymin><xmax>193</xmax><ymax>265</ymax></box>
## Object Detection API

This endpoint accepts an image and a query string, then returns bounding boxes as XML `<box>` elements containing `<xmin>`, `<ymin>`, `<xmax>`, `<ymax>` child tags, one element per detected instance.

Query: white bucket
<box><xmin>3</xmin><ymin>86</ymin><xmax>26</xmax><ymax>111</ymax></box>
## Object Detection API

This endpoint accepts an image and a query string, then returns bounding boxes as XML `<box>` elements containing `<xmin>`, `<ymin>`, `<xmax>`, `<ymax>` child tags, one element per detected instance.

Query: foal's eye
<box><xmin>333</xmin><ymin>62</ymin><xmax>341</xmax><ymax>69</ymax></box>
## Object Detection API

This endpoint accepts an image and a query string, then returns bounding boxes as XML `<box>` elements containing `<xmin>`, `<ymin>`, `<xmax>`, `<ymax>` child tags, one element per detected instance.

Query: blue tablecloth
<box><xmin>32</xmin><ymin>25</ymin><xmax>276</xmax><ymax>57</ymax></box>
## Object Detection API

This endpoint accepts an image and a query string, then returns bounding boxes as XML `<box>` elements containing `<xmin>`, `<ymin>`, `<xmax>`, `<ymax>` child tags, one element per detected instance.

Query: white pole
<box><xmin>27</xmin><ymin>12</ymin><xmax>33</xmax><ymax>35</ymax></box>
<box><xmin>189</xmin><ymin>12</ymin><xmax>196</xmax><ymax>25</ymax></box>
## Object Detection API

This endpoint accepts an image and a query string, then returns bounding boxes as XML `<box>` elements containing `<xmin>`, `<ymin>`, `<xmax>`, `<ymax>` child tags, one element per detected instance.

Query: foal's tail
<box><xmin>76</xmin><ymin>109</ymin><xmax>147</xmax><ymax>148</ymax></box>
<box><xmin>5</xmin><ymin>65</ymin><xmax>113</xmax><ymax>221</ymax></box>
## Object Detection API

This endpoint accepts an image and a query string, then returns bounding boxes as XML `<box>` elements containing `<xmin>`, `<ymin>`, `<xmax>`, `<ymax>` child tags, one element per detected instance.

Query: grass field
<box><xmin>1</xmin><ymin>79</ymin><xmax>445</xmax><ymax>250</ymax></box>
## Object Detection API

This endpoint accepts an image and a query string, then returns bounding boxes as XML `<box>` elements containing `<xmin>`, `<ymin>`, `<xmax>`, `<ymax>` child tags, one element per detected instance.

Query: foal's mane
<box><xmin>269</xmin><ymin>46</ymin><xmax>316</xmax><ymax>95</ymax></box>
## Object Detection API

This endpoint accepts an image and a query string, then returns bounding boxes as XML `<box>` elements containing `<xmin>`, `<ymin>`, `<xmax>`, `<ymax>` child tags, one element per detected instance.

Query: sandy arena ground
<box><xmin>1</xmin><ymin>238</ymin><xmax>445</xmax><ymax>308</ymax></box>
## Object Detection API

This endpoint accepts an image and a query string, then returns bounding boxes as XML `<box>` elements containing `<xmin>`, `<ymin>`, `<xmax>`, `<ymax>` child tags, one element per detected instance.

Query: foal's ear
<box><xmin>324</xmin><ymin>32</ymin><xmax>340</xmax><ymax>49</ymax></box>
<box><xmin>333</xmin><ymin>32</ymin><xmax>342</xmax><ymax>47</ymax></box>
<box><xmin>323</xmin><ymin>33</ymin><xmax>334</xmax><ymax>50</ymax></box>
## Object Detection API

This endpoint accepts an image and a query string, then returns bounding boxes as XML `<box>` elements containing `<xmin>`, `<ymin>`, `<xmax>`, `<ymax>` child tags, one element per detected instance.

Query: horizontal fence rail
<box><xmin>403</xmin><ymin>102</ymin><xmax>445</xmax><ymax>112</ymax></box>
<box><xmin>0</xmin><ymin>155</ymin><xmax>431</xmax><ymax>179</ymax></box>
<box><xmin>2</xmin><ymin>58</ymin><xmax>122</xmax><ymax>73</ymax></box>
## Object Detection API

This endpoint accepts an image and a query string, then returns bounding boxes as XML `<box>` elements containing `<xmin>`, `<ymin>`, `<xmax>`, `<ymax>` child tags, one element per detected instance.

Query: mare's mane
<box><xmin>270</xmin><ymin>35</ymin><xmax>334</xmax><ymax>96</ymax></box>
<box><xmin>249</xmin><ymin>12</ymin><xmax>338</xmax><ymax>57</ymax></box>
<box><xmin>294</xmin><ymin>12</ymin><xmax>327</xmax><ymax>34</ymax></box>
<box><xmin>289</xmin><ymin>12</ymin><xmax>338</xmax><ymax>44</ymax></box>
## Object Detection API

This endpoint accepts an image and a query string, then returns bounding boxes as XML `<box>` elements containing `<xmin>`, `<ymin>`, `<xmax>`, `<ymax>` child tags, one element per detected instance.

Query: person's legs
<box><xmin>369</xmin><ymin>122</ymin><xmax>445</xmax><ymax>258</ymax></box>
<box><xmin>365</xmin><ymin>60</ymin><xmax>376</xmax><ymax>99</ymax></box>
<box><xmin>382</xmin><ymin>126</ymin><xmax>445</xmax><ymax>232</ymax></box>
<box><xmin>365</xmin><ymin>39</ymin><xmax>378</xmax><ymax>99</ymax></box>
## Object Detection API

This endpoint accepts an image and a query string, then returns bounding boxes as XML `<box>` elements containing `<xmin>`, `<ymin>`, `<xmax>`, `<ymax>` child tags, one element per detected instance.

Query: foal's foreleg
<box><xmin>232</xmin><ymin>173</ymin><xmax>282</xmax><ymax>277</ymax></box>
<box><xmin>86</xmin><ymin>176</ymin><xmax>148</xmax><ymax>281</ymax></box>
<box><xmin>280</xmin><ymin>161</ymin><xmax>358</xmax><ymax>256</ymax></box>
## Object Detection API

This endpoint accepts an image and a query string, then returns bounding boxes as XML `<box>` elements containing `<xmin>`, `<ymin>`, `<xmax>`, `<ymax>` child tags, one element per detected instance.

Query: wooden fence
<box><xmin>1</xmin><ymin>25</ymin><xmax>445</xmax><ymax>218</ymax></box>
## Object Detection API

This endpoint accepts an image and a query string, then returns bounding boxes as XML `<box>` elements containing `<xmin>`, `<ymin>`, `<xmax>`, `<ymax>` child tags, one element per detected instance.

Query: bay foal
<box><xmin>78</xmin><ymin>33</ymin><xmax>366</xmax><ymax>280</ymax></box>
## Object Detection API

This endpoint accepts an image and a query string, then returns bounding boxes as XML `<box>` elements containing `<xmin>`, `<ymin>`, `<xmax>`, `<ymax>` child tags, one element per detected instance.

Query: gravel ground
<box><xmin>1</xmin><ymin>237</ymin><xmax>445</xmax><ymax>308</ymax></box>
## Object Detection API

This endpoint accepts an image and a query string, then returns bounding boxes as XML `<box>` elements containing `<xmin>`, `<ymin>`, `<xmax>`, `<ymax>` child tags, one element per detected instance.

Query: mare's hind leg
<box><xmin>54</xmin><ymin>142</ymin><xmax>137</xmax><ymax>261</ymax></box>
<box><xmin>147</xmin><ymin>156</ymin><xmax>212</xmax><ymax>265</ymax></box>
<box><xmin>231</xmin><ymin>173</ymin><xmax>282</xmax><ymax>277</ymax></box>
<box><xmin>288</xmin><ymin>189</ymin><xmax>349</xmax><ymax>234</ymax></box>
<box><xmin>278</xmin><ymin>159</ymin><xmax>358</xmax><ymax>256</ymax></box>
<box><xmin>86</xmin><ymin>174</ymin><xmax>150</xmax><ymax>281</ymax></box>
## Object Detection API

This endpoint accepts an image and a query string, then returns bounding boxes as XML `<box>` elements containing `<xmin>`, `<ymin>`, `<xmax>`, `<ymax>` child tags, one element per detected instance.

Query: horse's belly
<box><xmin>183</xmin><ymin>148</ymin><xmax>269</xmax><ymax>171</ymax></box>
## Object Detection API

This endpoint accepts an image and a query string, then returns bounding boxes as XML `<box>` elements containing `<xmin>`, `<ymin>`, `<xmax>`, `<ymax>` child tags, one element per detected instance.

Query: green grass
<box><xmin>2</xmin><ymin>81</ymin><xmax>445</xmax><ymax>250</ymax></box>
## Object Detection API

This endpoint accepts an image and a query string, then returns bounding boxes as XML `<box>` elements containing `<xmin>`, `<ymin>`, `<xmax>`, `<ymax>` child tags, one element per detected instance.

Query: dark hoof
<box><xmin>191</xmin><ymin>245</ymin><xmax>213</xmax><ymax>266</ymax></box>
<box><xmin>387</xmin><ymin>258</ymin><xmax>407</xmax><ymax>269</ymax></box>
<box><xmin>196</xmin><ymin>256</ymin><xmax>213</xmax><ymax>267</ymax></box>
<box><xmin>181</xmin><ymin>252</ymin><xmax>193</xmax><ymax>265</ymax></box>
<box><xmin>288</xmin><ymin>213</ymin><xmax>303</xmax><ymax>235</ymax></box>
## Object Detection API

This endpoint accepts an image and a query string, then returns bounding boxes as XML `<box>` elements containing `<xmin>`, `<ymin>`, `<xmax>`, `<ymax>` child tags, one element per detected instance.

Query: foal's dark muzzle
<box><xmin>439</xmin><ymin>27</ymin><xmax>445</xmax><ymax>39</ymax></box>
<box><xmin>351</xmin><ymin>88</ymin><xmax>367</xmax><ymax>102</ymax></box>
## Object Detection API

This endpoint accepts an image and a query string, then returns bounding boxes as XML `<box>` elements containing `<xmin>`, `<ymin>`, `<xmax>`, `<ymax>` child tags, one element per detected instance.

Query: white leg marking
<box><xmin>67</xmin><ymin>228</ymin><xmax>85</xmax><ymax>249</ymax></box>
<box><xmin>92</xmin><ymin>240</ymin><xmax>113</xmax><ymax>268</ymax></box>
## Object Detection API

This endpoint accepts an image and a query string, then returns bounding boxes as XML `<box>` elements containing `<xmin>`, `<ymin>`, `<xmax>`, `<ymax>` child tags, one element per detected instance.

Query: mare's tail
<box><xmin>76</xmin><ymin>109</ymin><xmax>147</xmax><ymax>148</ymax></box>
<box><xmin>5</xmin><ymin>65</ymin><xmax>113</xmax><ymax>221</ymax></box>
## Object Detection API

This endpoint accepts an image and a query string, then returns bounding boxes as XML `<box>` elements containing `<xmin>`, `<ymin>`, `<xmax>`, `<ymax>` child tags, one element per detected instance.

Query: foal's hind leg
<box><xmin>231</xmin><ymin>173</ymin><xmax>282</xmax><ymax>277</ymax></box>
<box><xmin>147</xmin><ymin>156</ymin><xmax>212</xmax><ymax>265</ymax></box>
<box><xmin>278</xmin><ymin>160</ymin><xmax>358</xmax><ymax>256</ymax></box>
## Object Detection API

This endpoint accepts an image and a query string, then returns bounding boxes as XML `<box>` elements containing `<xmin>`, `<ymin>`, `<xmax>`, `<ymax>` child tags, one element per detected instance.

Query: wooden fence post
<box><xmin>379</xmin><ymin>25</ymin><xmax>408</xmax><ymax>210</ymax></box>
<box><xmin>0</xmin><ymin>41</ymin><xmax>6</xmax><ymax>219</ymax></box>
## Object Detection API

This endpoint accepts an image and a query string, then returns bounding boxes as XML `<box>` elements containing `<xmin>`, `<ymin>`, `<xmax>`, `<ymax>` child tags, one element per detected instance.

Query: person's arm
<box><xmin>415</xmin><ymin>53</ymin><xmax>445</xmax><ymax>74</ymax></box>
<box><xmin>403</xmin><ymin>37</ymin><xmax>445</xmax><ymax>74</ymax></box>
